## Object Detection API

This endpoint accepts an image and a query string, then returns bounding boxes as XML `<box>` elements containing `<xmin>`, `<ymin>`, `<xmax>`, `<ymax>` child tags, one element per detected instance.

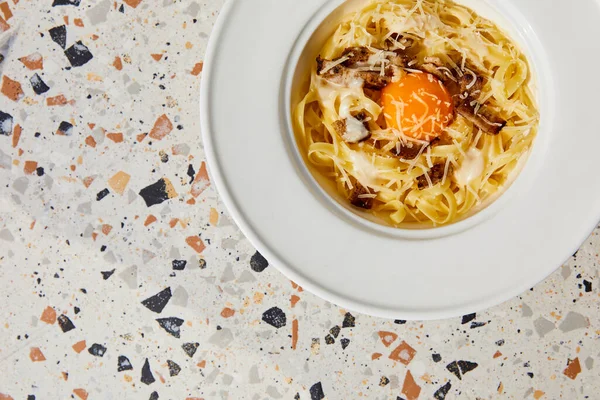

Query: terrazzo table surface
<box><xmin>0</xmin><ymin>1</ymin><xmax>599</xmax><ymax>399</ymax></box>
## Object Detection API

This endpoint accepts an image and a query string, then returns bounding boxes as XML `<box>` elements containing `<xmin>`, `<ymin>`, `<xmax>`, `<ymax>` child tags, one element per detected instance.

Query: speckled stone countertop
<box><xmin>0</xmin><ymin>1</ymin><xmax>598</xmax><ymax>399</ymax></box>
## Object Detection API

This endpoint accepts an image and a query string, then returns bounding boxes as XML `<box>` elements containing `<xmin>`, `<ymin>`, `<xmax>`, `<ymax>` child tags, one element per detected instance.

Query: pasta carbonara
<box><xmin>293</xmin><ymin>0</ymin><xmax>538</xmax><ymax>227</ymax></box>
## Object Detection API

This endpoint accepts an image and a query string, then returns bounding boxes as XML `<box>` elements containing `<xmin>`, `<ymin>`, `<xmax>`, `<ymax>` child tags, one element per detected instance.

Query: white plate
<box><xmin>201</xmin><ymin>0</ymin><xmax>600</xmax><ymax>319</ymax></box>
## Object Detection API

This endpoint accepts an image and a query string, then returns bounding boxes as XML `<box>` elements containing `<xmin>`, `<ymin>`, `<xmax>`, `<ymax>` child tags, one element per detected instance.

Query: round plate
<box><xmin>201</xmin><ymin>0</ymin><xmax>600</xmax><ymax>319</ymax></box>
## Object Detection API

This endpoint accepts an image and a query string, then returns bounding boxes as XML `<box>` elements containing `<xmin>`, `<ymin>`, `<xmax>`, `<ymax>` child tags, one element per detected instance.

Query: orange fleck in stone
<box><xmin>144</xmin><ymin>215</ymin><xmax>157</xmax><ymax>226</ymax></box>
<box><xmin>101</xmin><ymin>224</ymin><xmax>112</xmax><ymax>235</ymax></box>
<box><xmin>498</xmin><ymin>382</ymin><xmax>504</xmax><ymax>394</ymax></box>
<box><xmin>191</xmin><ymin>161</ymin><xmax>210</xmax><ymax>197</ymax></box>
<box><xmin>563</xmin><ymin>357</ymin><xmax>582</xmax><ymax>380</ymax></box>
<box><xmin>91</xmin><ymin>34</ymin><xmax>99</xmax><ymax>40</ymax></box>
<box><xmin>372</xmin><ymin>353</ymin><xmax>383</xmax><ymax>360</ymax></box>
<box><xmin>0</xmin><ymin>2</ymin><xmax>12</xmax><ymax>20</ymax></box>
<box><xmin>402</xmin><ymin>370</ymin><xmax>421</xmax><ymax>400</ymax></box>
<box><xmin>107</xmin><ymin>132</ymin><xmax>123</xmax><ymax>143</ymax></box>
<box><xmin>29</xmin><ymin>347</ymin><xmax>46</xmax><ymax>362</ymax></box>
<box><xmin>62</xmin><ymin>371</ymin><xmax>68</xmax><ymax>380</ymax></box>
<box><xmin>87</xmin><ymin>123</ymin><xmax>96</xmax><ymax>130</ymax></box>
<box><xmin>290</xmin><ymin>295</ymin><xmax>300</xmax><ymax>308</ymax></box>
<box><xmin>149</xmin><ymin>114</ymin><xmax>173</xmax><ymax>140</ymax></box>
<box><xmin>108</xmin><ymin>171</ymin><xmax>130</xmax><ymax>195</ymax></box>
<box><xmin>186</xmin><ymin>236</ymin><xmax>206</xmax><ymax>254</ymax></box>
<box><xmin>209</xmin><ymin>208</ymin><xmax>219</xmax><ymax>225</ymax></box>
<box><xmin>72</xmin><ymin>340</ymin><xmax>86</xmax><ymax>354</ymax></box>
<box><xmin>151</xmin><ymin>53</ymin><xmax>163</xmax><ymax>61</ymax></box>
<box><xmin>389</xmin><ymin>341</ymin><xmax>417</xmax><ymax>365</ymax></box>
<box><xmin>11</xmin><ymin>124</ymin><xmax>21</xmax><ymax>148</ymax></box>
<box><xmin>378</xmin><ymin>331</ymin><xmax>398</xmax><ymax>347</ymax></box>
<box><xmin>124</xmin><ymin>0</ymin><xmax>142</xmax><ymax>8</ymax></box>
<box><xmin>70</xmin><ymin>165</ymin><xmax>76</xmax><ymax>172</ymax></box>
<box><xmin>1</xmin><ymin>76</ymin><xmax>23</xmax><ymax>101</ymax></box>
<box><xmin>40</xmin><ymin>306</ymin><xmax>56</xmax><ymax>324</ymax></box>
<box><xmin>123</xmin><ymin>374</ymin><xmax>132</xmax><ymax>382</ymax></box>
<box><xmin>169</xmin><ymin>218</ymin><xmax>179</xmax><ymax>228</ymax></box>
<box><xmin>47</xmin><ymin>94</ymin><xmax>68</xmax><ymax>106</ymax></box>
<box><xmin>197</xmin><ymin>360</ymin><xmax>206</xmax><ymax>368</ymax></box>
<box><xmin>291</xmin><ymin>281</ymin><xmax>298</xmax><ymax>289</ymax></box>
<box><xmin>493</xmin><ymin>351</ymin><xmax>502</xmax><ymax>359</ymax></box>
<box><xmin>23</xmin><ymin>161</ymin><xmax>37</xmax><ymax>175</ymax></box>
<box><xmin>533</xmin><ymin>390</ymin><xmax>545</xmax><ymax>399</ymax></box>
<box><xmin>19</xmin><ymin>52</ymin><xmax>43</xmax><ymax>70</ymax></box>
<box><xmin>74</xmin><ymin>18</ymin><xmax>84</xmax><ymax>27</ymax></box>
<box><xmin>113</xmin><ymin>56</ymin><xmax>123</xmax><ymax>71</ymax></box>
<box><xmin>136</xmin><ymin>132</ymin><xmax>147</xmax><ymax>142</ymax></box>
<box><xmin>63</xmin><ymin>15</ymin><xmax>68</xmax><ymax>24</ymax></box>
<box><xmin>85</xmin><ymin>136</ymin><xmax>97</xmax><ymax>148</ymax></box>
<box><xmin>87</xmin><ymin>72</ymin><xmax>103</xmax><ymax>82</ymax></box>
<box><xmin>0</xmin><ymin>16</ymin><xmax>9</xmax><ymax>32</ymax></box>
<box><xmin>221</xmin><ymin>307</ymin><xmax>235</xmax><ymax>318</ymax></box>
<box><xmin>83</xmin><ymin>176</ymin><xmax>95</xmax><ymax>188</ymax></box>
<box><xmin>91</xmin><ymin>232</ymin><xmax>98</xmax><ymax>241</ymax></box>
<box><xmin>73</xmin><ymin>388</ymin><xmax>88</xmax><ymax>400</ymax></box>
<box><xmin>186</xmin><ymin>198</ymin><xmax>196</xmax><ymax>205</ymax></box>
<box><xmin>0</xmin><ymin>393</ymin><xmax>14</xmax><ymax>400</ymax></box>
<box><xmin>292</xmin><ymin>319</ymin><xmax>298</xmax><ymax>350</ymax></box>
<box><xmin>30</xmin><ymin>220</ymin><xmax>36</xmax><ymax>230</ymax></box>
<box><xmin>185</xmin><ymin>42</ymin><xmax>193</xmax><ymax>49</ymax></box>
<box><xmin>191</xmin><ymin>62</ymin><xmax>203</xmax><ymax>76</ymax></box>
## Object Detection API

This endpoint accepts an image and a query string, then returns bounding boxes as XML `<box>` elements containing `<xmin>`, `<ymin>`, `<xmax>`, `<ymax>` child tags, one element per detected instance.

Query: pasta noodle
<box><xmin>293</xmin><ymin>0</ymin><xmax>539</xmax><ymax>227</ymax></box>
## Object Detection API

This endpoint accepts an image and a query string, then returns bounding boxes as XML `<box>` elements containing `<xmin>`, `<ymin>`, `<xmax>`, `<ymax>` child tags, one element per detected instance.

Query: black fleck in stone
<box><xmin>583</xmin><ymin>279</ymin><xmax>592</xmax><ymax>292</ymax></box>
<box><xmin>74</xmin><ymin>306</ymin><xmax>80</xmax><ymax>314</ymax></box>
<box><xmin>461</xmin><ymin>313</ymin><xmax>476</xmax><ymax>324</ymax></box>
<box><xmin>141</xmin><ymin>287</ymin><xmax>172</xmax><ymax>313</ymax></box>
<box><xmin>262</xmin><ymin>307</ymin><xmax>286</xmax><ymax>328</ymax></box>
<box><xmin>119</xmin><ymin>4</ymin><xmax>125</xmax><ymax>12</ymax></box>
<box><xmin>49</xmin><ymin>25</ymin><xmax>67</xmax><ymax>49</ymax></box>
<box><xmin>65</xmin><ymin>41</ymin><xmax>94</xmax><ymax>67</ymax></box>
<box><xmin>57</xmin><ymin>314</ymin><xmax>75</xmax><ymax>332</ymax></box>
<box><xmin>139</xmin><ymin>178</ymin><xmax>171</xmax><ymax>207</ymax></box>
<box><xmin>310</xmin><ymin>382</ymin><xmax>325</xmax><ymax>400</ymax></box>
<box><xmin>379</xmin><ymin>376</ymin><xmax>390</xmax><ymax>386</ymax></box>
<box><xmin>182</xmin><ymin>342</ymin><xmax>199</xmax><ymax>358</ymax></box>
<box><xmin>96</xmin><ymin>188</ymin><xmax>110</xmax><ymax>201</ymax></box>
<box><xmin>187</xmin><ymin>164</ymin><xmax>195</xmax><ymax>184</ymax></box>
<box><xmin>198</xmin><ymin>259</ymin><xmax>207</xmax><ymax>269</ymax></box>
<box><xmin>394</xmin><ymin>320</ymin><xmax>407</xmax><ymax>324</ymax></box>
<box><xmin>167</xmin><ymin>360</ymin><xmax>181</xmax><ymax>376</ymax></box>
<box><xmin>100</xmin><ymin>245</ymin><xmax>107</xmax><ymax>252</ymax></box>
<box><xmin>250</xmin><ymin>251</ymin><xmax>269</xmax><ymax>272</ymax></box>
<box><xmin>34</xmin><ymin>132</ymin><xmax>41</xmax><ymax>137</ymax></box>
<box><xmin>58</xmin><ymin>121</ymin><xmax>73</xmax><ymax>135</ymax></box>
<box><xmin>141</xmin><ymin>358</ymin><xmax>155</xmax><ymax>385</ymax></box>
<box><xmin>324</xmin><ymin>334</ymin><xmax>335</xmax><ymax>345</ymax></box>
<box><xmin>294</xmin><ymin>394</ymin><xmax>300</xmax><ymax>400</ymax></box>
<box><xmin>432</xmin><ymin>353</ymin><xmax>442</xmax><ymax>363</ymax></box>
<box><xmin>149</xmin><ymin>392</ymin><xmax>159</xmax><ymax>400</ymax></box>
<box><xmin>342</xmin><ymin>312</ymin><xmax>355</xmax><ymax>328</ymax></box>
<box><xmin>0</xmin><ymin>111</ymin><xmax>13</xmax><ymax>136</ymax></box>
<box><xmin>527</xmin><ymin>372</ymin><xmax>534</xmax><ymax>378</ymax></box>
<box><xmin>458</xmin><ymin>360</ymin><xmax>478</xmax><ymax>375</ymax></box>
<box><xmin>156</xmin><ymin>317</ymin><xmax>184</xmax><ymax>338</ymax></box>
<box><xmin>172</xmin><ymin>260</ymin><xmax>187</xmax><ymax>270</ymax></box>
<box><xmin>470</xmin><ymin>321</ymin><xmax>487</xmax><ymax>329</ymax></box>
<box><xmin>434</xmin><ymin>382</ymin><xmax>452</xmax><ymax>400</ymax></box>
<box><xmin>329</xmin><ymin>325</ymin><xmax>341</xmax><ymax>338</ymax></box>
<box><xmin>446</xmin><ymin>361</ymin><xmax>461</xmax><ymax>379</ymax></box>
<box><xmin>52</xmin><ymin>0</ymin><xmax>81</xmax><ymax>5</ymax></box>
<box><xmin>496</xmin><ymin>339</ymin><xmax>505</xmax><ymax>346</ymax></box>
<box><xmin>88</xmin><ymin>343</ymin><xmax>107</xmax><ymax>357</ymax></box>
<box><xmin>27</xmin><ymin>396</ymin><xmax>35</xmax><ymax>400</ymax></box>
<box><xmin>36</xmin><ymin>167</ymin><xmax>45</xmax><ymax>176</ymax></box>
<box><xmin>340</xmin><ymin>338</ymin><xmax>350</xmax><ymax>349</ymax></box>
<box><xmin>30</xmin><ymin>73</ymin><xmax>50</xmax><ymax>95</ymax></box>
<box><xmin>101</xmin><ymin>269</ymin><xmax>115</xmax><ymax>280</ymax></box>
<box><xmin>117</xmin><ymin>355</ymin><xmax>133</xmax><ymax>371</ymax></box>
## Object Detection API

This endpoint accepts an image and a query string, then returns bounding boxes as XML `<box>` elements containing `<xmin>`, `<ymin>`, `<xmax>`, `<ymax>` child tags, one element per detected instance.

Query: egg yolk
<box><xmin>381</xmin><ymin>72</ymin><xmax>454</xmax><ymax>141</ymax></box>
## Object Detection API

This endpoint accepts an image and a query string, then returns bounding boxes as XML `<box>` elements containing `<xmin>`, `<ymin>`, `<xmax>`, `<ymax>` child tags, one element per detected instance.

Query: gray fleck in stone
<box><xmin>522</xmin><ymin>303</ymin><xmax>533</xmax><ymax>317</ymax></box>
<box><xmin>0</xmin><ymin>148</ymin><xmax>11</xmax><ymax>169</ymax></box>
<box><xmin>533</xmin><ymin>316</ymin><xmax>555</xmax><ymax>338</ymax></box>
<box><xmin>151</xmin><ymin>238</ymin><xmax>162</xmax><ymax>249</ymax></box>
<box><xmin>83</xmin><ymin>224</ymin><xmax>94</xmax><ymax>238</ymax></box>
<box><xmin>205</xmin><ymin>368</ymin><xmax>219</xmax><ymax>384</ymax></box>
<box><xmin>87</xmin><ymin>0</ymin><xmax>111</xmax><ymax>25</ymax></box>
<box><xmin>257</xmin><ymin>330</ymin><xmax>272</xmax><ymax>340</ymax></box>
<box><xmin>127</xmin><ymin>188</ymin><xmax>137</xmax><ymax>204</ymax></box>
<box><xmin>561</xmin><ymin>265</ymin><xmax>571</xmax><ymax>280</ymax></box>
<box><xmin>266</xmin><ymin>386</ymin><xmax>282</xmax><ymax>399</ymax></box>
<box><xmin>237</xmin><ymin>270</ymin><xmax>256</xmax><ymax>283</ymax></box>
<box><xmin>104</xmin><ymin>251</ymin><xmax>116</xmax><ymax>264</ymax></box>
<box><xmin>127</xmin><ymin>82</ymin><xmax>142</xmax><ymax>95</ymax></box>
<box><xmin>221</xmin><ymin>238</ymin><xmax>237</xmax><ymax>249</ymax></box>
<box><xmin>160</xmin><ymin>205</ymin><xmax>171</xmax><ymax>215</ymax></box>
<box><xmin>559</xmin><ymin>312</ymin><xmax>589</xmax><ymax>332</ymax></box>
<box><xmin>77</xmin><ymin>201</ymin><xmax>92</xmax><ymax>214</ymax></box>
<box><xmin>552</xmin><ymin>345</ymin><xmax>560</xmax><ymax>352</ymax></box>
<box><xmin>199</xmin><ymin>32</ymin><xmax>208</xmax><ymax>39</ymax></box>
<box><xmin>222</xmin><ymin>374</ymin><xmax>233</xmax><ymax>386</ymax></box>
<box><xmin>209</xmin><ymin>328</ymin><xmax>234</xmax><ymax>348</ymax></box>
<box><xmin>389</xmin><ymin>375</ymin><xmax>399</xmax><ymax>389</ymax></box>
<box><xmin>248</xmin><ymin>365</ymin><xmax>261</xmax><ymax>384</ymax></box>
<box><xmin>585</xmin><ymin>357</ymin><xmax>594</xmax><ymax>370</ymax></box>
<box><xmin>171</xmin><ymin>286</ymin><xmax>189</xmax><ymax>307</ymax></box>
<box><xmin>363</xmin><ymin>367</ymin><xmax>373</xmax><ymax>376</ymax></box>
<box><xmin>119</xmin><ymin>265</ymin><xmax>138</xmax><ymax>289</ymax></box>
<box><xmin>523</xmin><ymin>388</ymin><xmax>533</xmax><ymax>399</ymax></box>
<box><xmin>169</xmin><ymin>246</ymin><xmax>180</xmax><ymax>259</ymax></box>
<box><xmin>142</xmin><ymin>249</ymin><xmax>156</xmax><ymax>264</ymax></box>
<box><xmin>12</xmin><ymin>177</ymin><xmax>29</xmax><ymax>194</ymax></box>
<box><xmin>220</xmin><ymin>264</ymin><xmax>235</xmax><ymax>283</ymax></box>
<box><xmin>31</xmin><ymin>315</ymin><xmax>38</xmax><ymax>326</ymax></box>
<box><xmin>223</xmin><ymin>286</ymin><xmax>244</xmax><ymax>297</ymax></box>
<box><xmin>43</xmin><ymin>175</ymin><xmax>53</xmax><ymax>190</ymax></box>
<box><xmin>10</xmin><ymin>194</ymin><xmax>21</xmax><ymax>205</ymax></box>
<box><xmin>0</xmin><ymin>229</ymin><xmax>14</xmax><ymax>241</ymax></box>
<box><xmin>525</xmin><ymin>329</ymin><xmax>533</xmax><ymax>337</ymax></box>
<box><xmin>171</xmin><ymin>143</ymin><xmax>190</xmax><ymax>156</ymax></box>
<box><xmin>185</xmin><ymin>1</ymin><xmax>200</xmax><ymax>16</ymax></box>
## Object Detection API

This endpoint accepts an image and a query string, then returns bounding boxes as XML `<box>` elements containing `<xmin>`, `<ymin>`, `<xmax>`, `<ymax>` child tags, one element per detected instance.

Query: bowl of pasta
<box><xmin>201</xmin><ymin>0</ymin><xmax>600</xmax><ymax>319</ymax></box>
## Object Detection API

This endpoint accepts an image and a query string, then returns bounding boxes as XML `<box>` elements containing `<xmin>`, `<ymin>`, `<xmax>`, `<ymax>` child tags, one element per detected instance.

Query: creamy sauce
<box><xmin>455</xmin><ymin>148</ymin><xmax>484</xmax><ymax>186</ymax></box>
<box><xmin>349</xmin><ymin>151</ymin><xmax>379</xmax><ymax>187</ymax></box>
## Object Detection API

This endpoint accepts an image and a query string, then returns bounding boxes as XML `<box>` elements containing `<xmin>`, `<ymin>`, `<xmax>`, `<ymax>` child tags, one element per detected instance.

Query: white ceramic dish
<box><xmin>201</xmin><ymin>0</ymin><xmax>600</xmax><ymax>319</ymax></box>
